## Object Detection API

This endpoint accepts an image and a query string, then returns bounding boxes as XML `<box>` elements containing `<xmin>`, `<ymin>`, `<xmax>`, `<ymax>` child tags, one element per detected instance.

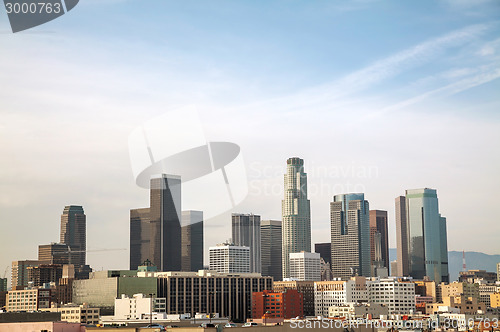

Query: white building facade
<box><xmin>209</xmin><ymin>244</ymin><xmax>250</xmax><ymax>273</ymax></box>
<box><xmin>314</xmin><ymin>277</ymin><xmax>368</xmax><ymax>317</ymax></box>
<box><xmin>366</xmin><ymin>277</ymin><xmax>416</xmax><ymax>315</ymax></box>
<box><xmin>290</xmin><ymin>252</ymin><xmax>321</xmax><ymax>281</ymax></box>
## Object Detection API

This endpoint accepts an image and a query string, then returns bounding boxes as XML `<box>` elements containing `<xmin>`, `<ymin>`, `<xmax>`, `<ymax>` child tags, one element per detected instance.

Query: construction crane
<box><xmin>2</xmin><ymin>266</ymin><xmax>9</xmax><ymax>278</ymax></box>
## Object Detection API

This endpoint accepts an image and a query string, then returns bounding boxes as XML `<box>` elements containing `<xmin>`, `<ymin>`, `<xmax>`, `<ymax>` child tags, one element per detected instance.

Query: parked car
<box><xmin>243</xmin><ymin>322</ymin><xmax>258</xmax><ymax>327</ymax></box>
<box><xmin>225</xmin><ymin>323</ymin><xmax>237</xmax><ymax>328</ymax></box>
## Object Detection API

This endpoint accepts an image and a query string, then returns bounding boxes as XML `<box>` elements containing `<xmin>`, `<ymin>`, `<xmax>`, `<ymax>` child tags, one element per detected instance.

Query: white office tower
<box><xmin>289</xmin><ymin>252</ymin><xmax>321</xmax><ymax>281</ymax></box>
<box><xmin>282</xmin><ymin>157</ymin><xmax>311</xmax><ymax>279</ymax></box>
<box><xmin>209</xmin><ymin>243</ymin><xmax>250</xmax><ymax>273</ymax></box>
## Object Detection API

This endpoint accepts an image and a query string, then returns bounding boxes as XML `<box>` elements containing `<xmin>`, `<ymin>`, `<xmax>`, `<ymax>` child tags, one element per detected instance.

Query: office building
<box><xmin>273</xmin><ymin>281</ymin><xmax>315</xmax><ymax>317</ymax></box>
<box><xmin>72</xmin><ymin>270</ymin><xmax>157</xmax><ymax>308</ymax></box>
<box><xmin>6</xmin><ymin>287</ymin><xmax>54</xmax><ymax>312</ymax></box>
<box><xmin>27</xmin><ymin>264</ymin><xmax>63</xmax><ymax>287</ymax></box>
<box><xmin>38</xmin><ymin>243</ymin><xmax>73</xmax><ymax>265</ymax></box>
<box><xmin>232</xmin><ymin>213</ymin><xmax>261</xmax><ymax>273</ymax></box>
<box><xmin>329</xmin><ymin>303</ymin><xmax>388</xmax><ymax>319</ymax></box>
<box><xmin>289</xmin><ymin>252</ymin><xmax>321</xmax><ymax>281</ymax></box>
<box><xmin>459</xmin><ymin>269</ymin><xmax>497</xmax><ymax>283</ymax></box>
<box><xmin>478</xmin><ymin>282</ymin><xmax>497</xmax><ymax>307</ymax></box>
<box><xmin>315</xmin><ymin>243</ymin><xmax>331</xmax><ymax>265</ymax></box>
<box><xmin>156</xmin><ymin>270</ymin><xmax>273</xmax><ymax>322</ymax></box>
<box><xmin>330</xmin><ymin>193</ymin><xmax>371</xmax><ymax>278</ymax></box>
<box><xmin>261</xmin><ymin>220</ymin><xmax>282</xmax><ymax>281</ymax></box>
<box><xmin>113</xmin><ymin>293</ymin><xmax>166</xmax><ymax>320</ymax></box>
<box><xmin>282</xmin><ymin>157</ymin><xmax>311</xmax><ymax>279</ymax></box>
<box><xmin>209</xmin><ymin>243</ymin><xmax>250</xmax><ymax>273</ymax></box>
<box><xmin>130</xmin><ymin>174</ymin><xmax>182</xmax><ymax>271</ymax></box>
<box><xmin>60</xmin><ymin>205</ymin><xmax>86</xmax><ymax>267</ymax></box>
<box><xmin>11</xmin><ymin>260</ymin><xmax>40</xmax><ymax>289</ymax></box>
<box><xmin>441</xmin><ymin>281</ymin><xmax>479</xmax><ymax>301</ymax></box>
<box><xmin>395</xmin><ymin>196</ymin><xmax>409</xmax><ymax>276</ymax></box>
<box><xmin>314</xmin><ymin>277</ymin><xmax>368</xmax><ymax>317</ymax></box>
<box><xmin>366</xmin><ymin>277</ymin><xmax>416</xmax><ymax>315</ymax></box>
<box><xmin>426</xmin><ymin>295</ymin><xmax>485</xmax><ymax>315</ymax></box>
<box><xmin>252</xmin><ymin>289</ymin><xmax>303</xmax><ymax>319</ymax></box>
<box><xmin>369</xmin><ymin>210</ymin><xmax>389</xmax><ymax>271</ymax></box>
<box><xmin>181</xmin><ymin>210</ymin><xmax>204</xmax><ymax>272</ymax></box>
<box><xmin>320</xmin><ymin>258</ymin><xmax>332</xmax><ymax>281</ymax></box>
<box><xmin>395</xmin><ymin>188</ymin><xmax>449</xmax><ymax>282</ymax></box>
<box><xmin>42</xmin><ymin>303</ymin><xmax>100</xmax><ymax>325</ymax></box>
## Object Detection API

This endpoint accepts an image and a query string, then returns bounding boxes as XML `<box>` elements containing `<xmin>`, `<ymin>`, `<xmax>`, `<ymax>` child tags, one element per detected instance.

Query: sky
<box><xmin>1</xmin><ymin>0</ymin><xmax>499</xmax><ymax>280</ymax></box>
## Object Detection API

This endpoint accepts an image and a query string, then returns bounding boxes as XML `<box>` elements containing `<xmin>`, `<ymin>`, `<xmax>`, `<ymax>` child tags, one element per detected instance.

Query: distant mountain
<box><xmin>388</xmin><ymin>249</ymin><xmax>500</xmax><ymax>281</ymax></box>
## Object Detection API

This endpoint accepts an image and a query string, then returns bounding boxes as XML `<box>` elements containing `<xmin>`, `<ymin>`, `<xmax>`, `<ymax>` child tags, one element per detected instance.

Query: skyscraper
<box><xmin>314</xmin><ymin>243</ymin><xmax>332</xmax><ymax>265</ymax></box>
<box><xmin>60</xmin><ymin>205</ymin><xmax>86</xmax><ymax>267</ymax></box>
<box><xmin>395</xmin><ymin>188</ymin><xmax>449</xmax><ymax>283</ymax></box>
<box><xmin>181</xmin><ymin>210</ymin><xmax>204</xmax><ymax>272</ymax></box>
<box><xmin>369</xmin><ymin>210</ymin><xmax>389</xmax><ymax>272</ymax></box>
<box><xmin>330</xmin><ymin>193</ymin><xmax>371</xmax><ymax>278</ymax></box>
<box><xmin>282</xmin><ymin>157</ymin><xmax>311</xmax><ymax>279</ymax></box>
<box><xmin>232</xmin><ymin>213</ymin><xmax>261</xmax><ymax>273</ymax></box>
<box><xmin>395</xmin><ymin>196</ymin><xmax>409</xmax><ymax>276</ymax></box>
<box><xmin>129</xmin><ymin>174</ymin><xmax>182</xmax><ymax>271</ymax></box>
<box><xmin>261</xmin><ymin>220</ymin><xmax>282</xmax><ymax>281</ymax></box>
<box><xmin>129</xmin><ymin>208</ymin><xmax>151</xmax><ymax>270</ymax></box>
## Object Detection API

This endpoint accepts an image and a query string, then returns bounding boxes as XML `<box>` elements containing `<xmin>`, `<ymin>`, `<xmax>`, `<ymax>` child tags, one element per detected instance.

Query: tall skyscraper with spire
<box><xmin>395</xmin><ymin>188</ymin><xmax>449</xmax><ymax>283</ymax></box>
<box><xmin>281</xmin><ymin>157</ymin><xmax>311</xmax><ymax>279</ymax></box>
<box><xmin>60</xmin><ymin>205</ymin><xmax>86</xmax><ymax>267</ymax></box>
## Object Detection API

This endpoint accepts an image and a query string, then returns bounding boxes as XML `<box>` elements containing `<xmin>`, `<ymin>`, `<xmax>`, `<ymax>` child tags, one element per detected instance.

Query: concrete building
<box><xmin>42</xmin><ymin>303</ymin><xmax>100</xmax><ymax>325</ymax></box>
<box><xmin>314</xmin><ymin>277</ymin><xmax>368</xmax><ymax>317</ymax></box>
<box><xmin>459</xmin><ymin>269</ymin><xmax>497</xmax><ymax>283</ymax></box>
<box><xmin>181</xmin><ymin>210</ymin><xmax>204</xmax><ymax>272</ymax></box>
<box><xmin>11</xmin><ymin>260</ymin><xmax>40</xmax><ymax>289</ymax></box>
<box><xmin>366</xmin><ymin>277</ymin><xmax>416</xmax><ymax>315</ymax></box>
<box><xmin>478</xmin><ymin>282</ymin><xmax>497</xmax><ymax>307</ymax></box>
<box><xmin>232</xmin><ymin>213</ymin><xmax>261</xmax><ymax>273</ymax></box>
<box><xmin>282</xmin><ymin>157</ymin><xmax>311</xmax><ymax>279</ymax></box>
<box><xmin>252</xmin><ymin>289</ymin><xmax>303</xmax><ymax>319</ymax></box>
<box><xmin>273</xmin><ymin>281</ymin><xmax>315</xmax><ymax>317</ymax></box>
<box><xmin>328</xmin><ymin>302</ymin><xmax>388</xmax><ymax>319</ymax></box>
<box><xmin>130</xmin><ymin>174</ymin><xmax>182</xmax><ymax>271</ymax></box>
<box><xmin>113</xmin><ymin>293</ymin><xmax>166</xmax><ymax>320</ymax></box>
<box><xmin>154</xmin><ymin>270</ymin><xmax>273</xmax><ymax>322</ymax></box>
<box><xmin>261</xmin><ymin>220</ymin><xmax>282</xmax><ymax>281</ymax></box>
<box><xmin>320</xmin><ymin>258</ymin><xmax>332</xmax><ymax>281</ymax></box>
<box><xmin>414</xmin><ymin>280</ymin><xmax>437</xmax><ymax>301</ymax></box>
<box><xmin>315</xmin><ymin>243</ymin><xmax>331</xmax><ymax>265</ymax></box>
<box><xmin>72</xmin><ymin>270</ymin><xmax>157</xmax><ymax>309</ymax></box>
<box><xmin>390</xmin><ymin>261</ymin><xmax>397</xmax><ymax>277</ymax></box>
<box><xmin>289</xmin><ymin>252</ymin><xmax>321</xmax><ymax>281</ymax></box>
<box><xmin>395</xmin><ymin>188</ymin><xmax>449</xmax><ymax>283</ymax></box>
<box><xmin>490</xmin><ymin>293</ymin><xmax>500</xmax><ymax>308</ymax></box>
<box><xmin>38</xmin><ymin>243</ymin><xmax>72</xmax><ymax>265</ymax></box>
<box><xmin>27</xmin><ymin>264</ymin><xmax>63</xmax><ymax>287</ymax></box>
<box><xmin>426</xmin><ymin>295</ymin><xmax>486</xmax><ymax>315</ymax></box>
<box><xmin>441</xmin><ymin>282</ymin><xmax>480</xmax><ymax>302</ymax></box>
<box><xmin>209</xmin><ymin>243</ymin><xmax>250</xmax><ymax>274</ymax></box>
<box><xmin>60</xmin><ymin>205</ymin><xmax>86</xmax><ymax>267</ymax></box>
<box><xmin>331</xmin><ymin>193</ymin><xmax>371</xmax><ymax>278</ymax></box>
<box><xmin>369</xmin><ymin>210</ymin><xmax>389</xmax><ymax>272</ymax></box>
<box><xmin>6</xmin><ymin>287</ymin><xmax>54</xmax><ymax>312</ymax></box>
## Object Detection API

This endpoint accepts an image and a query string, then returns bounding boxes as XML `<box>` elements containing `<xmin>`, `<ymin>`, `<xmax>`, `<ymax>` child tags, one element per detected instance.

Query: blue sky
<box><xmin>0</xmin><ymin>0</ymin><xmax>499</xmax><ymax>275</ymax></box>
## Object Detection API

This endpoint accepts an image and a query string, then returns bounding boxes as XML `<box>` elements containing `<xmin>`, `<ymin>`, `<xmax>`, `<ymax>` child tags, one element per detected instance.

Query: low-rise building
<box><xmin>477</xmin><ymin>281</ymin><xmax>497</xmax><ymax>307</ymax></box>
<box><xmin>440</xmin><ymin>282</ymin><xmax>480</xmax><ymax>302</ymax></box>
<box><xmin>427</xmin><ymin>295</ymin><xmax>486</xmax><ymax>315</ymax></box>
<box><xmin>42</xmin><ymin>303</ymin><xmax>100</xmax><ymax>325</ymax></box>
<box><xmin>252</xmin><ymin>289</ymin><xmax>303</xmax><ymax>319</ymax></box>
<box><xmin>314</xmin><ymin>277</ymin><xmax>368</xmax><ymax>317</ymax></box>
<box><xmin>328</xmin><ymin>302</ymin><xmax>388</xmax><ymax>319</ymax></box>
<box><xmin>459</xmin><ymin>270</ymin><xmax>497</xmax><ymax>284</ymax></box>
<box><xmin>490</xmin><ymin>293</ymin><xmax>500</xmax><ymax>308</ymax></box>
<box><xmin>114</xmin><ymin>293</ymin><xmax>166</xmax><ymax>320</ymax></box>
<box><xmin>273</xmin><ymin>281</ymin><xmax>315</xmax><ymax>317</ymax></box>
<box><xmin>5</xmin><ymin>287</ymin><xmax>54</xmax><ymax>312</ymax></box>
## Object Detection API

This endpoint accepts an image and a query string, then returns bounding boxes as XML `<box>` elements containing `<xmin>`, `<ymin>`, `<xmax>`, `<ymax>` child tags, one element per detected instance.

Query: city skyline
<box><xmin>1</xmin><ymin>0</ymin><xmax>499</xmax><ymax>275</ymax></box>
